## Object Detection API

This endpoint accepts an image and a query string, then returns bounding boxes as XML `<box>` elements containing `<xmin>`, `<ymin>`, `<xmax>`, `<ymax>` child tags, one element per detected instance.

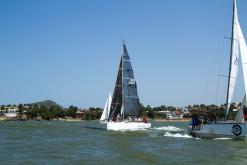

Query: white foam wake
<box><xmin>152</xmin><ymin>126</ymin><xmax>185</xmax><ymax>133</ymax></box>
<box><xmin>163</xmin><ymin>132</ymin><xmax>193</xmax><ymax>138</ymax></box>
<box><xmin>213</xmin><ymin>137</ymin><xmax>232</xmax><ymax>140</ymax></box>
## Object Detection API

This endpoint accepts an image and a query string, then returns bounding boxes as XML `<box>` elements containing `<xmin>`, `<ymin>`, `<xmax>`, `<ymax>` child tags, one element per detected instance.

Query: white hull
<box><xmin>188</xmin><ymin>123</ymin><xmax>247</xmax><ymax>139</ymax></box>
<box><xmin>107</xmin><ymin>121</ymin><xmax>151</xmax><ymax>131</ymax></box>
<box><xmin>4</xmin><ymin>113</ymin><xmax>17</xmax><ymax>118</ymax></box>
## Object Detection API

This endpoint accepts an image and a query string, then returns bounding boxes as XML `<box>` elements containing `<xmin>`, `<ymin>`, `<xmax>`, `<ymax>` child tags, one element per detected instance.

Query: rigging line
<box><xmin>202</xmin><ymin>14</ymin><xmax>228</xmax><ymax>105</ymax></box>
<box><xmin>213</xmin><ymin>4</ymin><xmax>232</xmax><ymax>106</ymax></box>
<box><xmin>216</xmin><ymin>75</ymin><xmax>220</xmax><ymax>105</ymax></box>
<box><xmin>224</xmin><ymin>37</ymin><xmax>238</xmax><ymax>41</ymax></box>
<box><xmin>218</xmin><ymin>74</ymin><xmax>238</xmax><ymax>79</ymax></box>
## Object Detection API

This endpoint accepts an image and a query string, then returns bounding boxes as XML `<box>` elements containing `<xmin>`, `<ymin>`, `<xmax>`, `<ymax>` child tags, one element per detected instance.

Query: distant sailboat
<box><xmin>100</xmin><ymin>92</ymin><xmax>112</xmax><ymax>123</ymax></box>
<box><xmin>188</xmin><ymin>0</ymin><xmax>247</xmax><ymax>139</ymax></box>
<box><xmin>4</xmin><ymin>107</ymin><xmax>18</xmax><ymax>118</ymax></box>
<box><xmin>105</xmin><ymin>42</ymin><xmax>151</xmax><ymax>131</ymax></box>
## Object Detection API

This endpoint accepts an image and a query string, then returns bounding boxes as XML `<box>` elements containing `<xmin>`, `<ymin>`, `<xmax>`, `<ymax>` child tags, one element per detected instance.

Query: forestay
<box><xmin>109</xmin><ymin>58</ymin><xmax>123</xmax><ymax>119</ymax></box>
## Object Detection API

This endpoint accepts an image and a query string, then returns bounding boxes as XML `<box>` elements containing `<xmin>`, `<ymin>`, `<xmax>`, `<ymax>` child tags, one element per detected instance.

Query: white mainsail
<box><xmin>237</xmin><ymin>20</ymin><xmax>247</xmax><ymax>98</ymax></box>
<box><xmin>100</xmin><ymin>92</ymin><xmax>112</xmax><ymax>122</ymax></box>
<box><xmin>233</xmin><ymin>0</ymin><xmax>247</xmax><ymax>123</ymax></box>
<box><xmin>226</xmin><ymin>0</ymin><xmax>247</xmax><ymax>120</ymax></box>
<box><xmin>225</xmin><ymin>0</ymin><xmax>240</xmax><ymax>117</ymax></box>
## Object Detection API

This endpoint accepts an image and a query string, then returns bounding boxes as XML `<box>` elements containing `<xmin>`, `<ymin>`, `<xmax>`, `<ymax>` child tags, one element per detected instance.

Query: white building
<box><xmin>4</xmin><ymin>107</ymin><xmax>18</xmax><ymax>118</ymax></box>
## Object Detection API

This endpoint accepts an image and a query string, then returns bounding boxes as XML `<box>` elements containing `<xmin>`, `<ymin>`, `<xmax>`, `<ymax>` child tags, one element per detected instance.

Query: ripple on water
<box><xmin>1</xmin><ymin>121</ymin><xmax>247</xmax><ymax>165</ymax></box>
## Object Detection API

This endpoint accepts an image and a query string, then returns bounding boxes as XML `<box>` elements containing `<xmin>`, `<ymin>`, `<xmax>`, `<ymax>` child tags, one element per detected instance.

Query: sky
<box><xmin>0</xmin><ymin>0</ymin><xmax>247</xmax><ymax>108</ymax></box>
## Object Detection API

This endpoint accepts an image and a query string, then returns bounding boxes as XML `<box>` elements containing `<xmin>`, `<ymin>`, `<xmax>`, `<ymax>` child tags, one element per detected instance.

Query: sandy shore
<box><xmin>0</xmin><ymin>116</ymin><xmax>190</xmax><ymax>122</ymax></box>
<box><xmin>154</xmin><ymin>118</ymin><xmax>190</xmax><ymax>122</ymax></box>
<box><xmin>55</xmin><ymin>118</ymin><xmax>83</xmax><ymax>122</ymax></box>
<box><xmin>0</xmin><ymin>116</ymin><xmax>83</xmax><ymax>122</ymax></box>
<box><xmin>0</xmin><ymin>116</ymin><xmax>19</xmax><ymax>121</ymax></box>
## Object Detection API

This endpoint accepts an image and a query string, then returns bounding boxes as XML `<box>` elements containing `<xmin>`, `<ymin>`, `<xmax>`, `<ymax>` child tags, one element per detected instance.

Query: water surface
<box><xmin>0</xmin><ymin>120</ymin><xmax>247</xmax><ymax>165</ymax></box>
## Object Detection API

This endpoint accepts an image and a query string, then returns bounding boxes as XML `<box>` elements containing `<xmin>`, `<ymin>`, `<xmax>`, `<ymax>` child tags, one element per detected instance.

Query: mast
<box><xmin>225</xmin><ymin>0</ymin><xmax>236</xmax><ymax>120</ymax></box>
<box><xmin>121</xmin><ymin>41</ymin><xmax>125</xmax><ymax>119</ymax></box>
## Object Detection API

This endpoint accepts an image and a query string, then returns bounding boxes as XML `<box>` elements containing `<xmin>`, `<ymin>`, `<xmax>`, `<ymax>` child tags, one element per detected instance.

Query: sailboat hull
<box><xmin>188</xmin><ymin>123</ymin><xmax>247</xmax><ymax>139</ymax></box>
<box><xmin>4</xmin><ymin>113</ymin><xmax>17</xmax><ymax>118</ymax></box>
<box><xmin>107</xmin><ymin>121</ymin><xmax>151</xmax><ymax>131</ymax></box>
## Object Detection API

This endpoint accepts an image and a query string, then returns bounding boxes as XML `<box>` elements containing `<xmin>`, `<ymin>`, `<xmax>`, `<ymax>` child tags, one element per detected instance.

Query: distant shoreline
<box><xmin>0</xmin><ymin>116</ymin><xmax>191</xmax><ymax>122</ymax></box>
<box><xmin>154</xmin><ymin>118</ymin><xmax>190</xmax><ymax>122</ymax></box>
<box><xmin>0</xmin><ymin>116</ymin><xmax>84</xmax><ymax>122</ymax></box>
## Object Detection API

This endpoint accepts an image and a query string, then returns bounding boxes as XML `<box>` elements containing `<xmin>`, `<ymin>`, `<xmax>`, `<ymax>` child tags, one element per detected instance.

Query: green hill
<box><xmin>32</xmin><ymin>100</ymin><xmax>63</xmax><ymax>108</ymax></box>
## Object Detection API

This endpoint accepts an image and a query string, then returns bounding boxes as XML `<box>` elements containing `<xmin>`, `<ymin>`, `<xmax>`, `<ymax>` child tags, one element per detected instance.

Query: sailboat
<box><xmin>188</xmin><ymin>0</ymin><xmax>247</xmax><ymax>139</ymax></box>
<box><xmin>105</xmin><ymin>42</ymin><xmax>151</xmax><ymax>131</ymax></box>
<box><xmin>4</xmin><ymin>107</ymin><xmax>18</xmax><ymax>118</ymax></box>
<box><xmin>100</xmin><ymin>92</ymin><xmax>112</xmax><ymax>123</ymax></box>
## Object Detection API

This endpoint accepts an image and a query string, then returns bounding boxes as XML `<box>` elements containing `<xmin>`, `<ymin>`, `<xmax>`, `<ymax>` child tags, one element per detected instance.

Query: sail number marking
<box><xmin>232</xmin><ymin>124</ymin><xmax>242</xmax><ymax>136</ymax></box>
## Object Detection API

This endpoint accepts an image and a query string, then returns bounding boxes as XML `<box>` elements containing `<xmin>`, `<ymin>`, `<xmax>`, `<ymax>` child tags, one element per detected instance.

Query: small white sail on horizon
<box><xmin>100</xmin><ymin>92</ymin><xmax>112</xmax><ymax>123</ymax></box>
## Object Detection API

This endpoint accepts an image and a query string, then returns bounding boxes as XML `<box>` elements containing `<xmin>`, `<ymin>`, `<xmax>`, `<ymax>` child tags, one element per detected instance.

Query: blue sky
<box><xmin>0</xmin><ymin>0</ymin><xmax>247</xmax><ymax>108</ymax></box>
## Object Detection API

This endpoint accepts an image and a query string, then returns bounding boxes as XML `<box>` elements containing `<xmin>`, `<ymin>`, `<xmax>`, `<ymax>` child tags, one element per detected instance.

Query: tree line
<box><xmin>0</xmin><ymin>103</ymin><xmax>243</xmax><ymax>120</ymax></box>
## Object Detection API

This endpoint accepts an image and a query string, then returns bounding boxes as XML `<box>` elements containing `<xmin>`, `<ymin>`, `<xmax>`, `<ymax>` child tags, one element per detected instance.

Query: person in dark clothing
<box><xmin>196</xmin><ymin>118</ymin><xmax>202</xmax><ymax>130</ymax></box>
<box><xmin>191</xmin><ymin>115</ymin><xmax>199</xmax><ymax>130</ymax></box>
<box><xmin>243</xmin><ymin>106</ymin><xmax>247</xmax><ymax>120</ymax></box>
<box><xmin>203</xmin><ymin>115</ymin><xmax>208</xmax><ymax>124</ymax></box>
<box><xmin>191</xmin><ymin>115</ymin><xmax>196</xmax><ymax>130</ymax></box>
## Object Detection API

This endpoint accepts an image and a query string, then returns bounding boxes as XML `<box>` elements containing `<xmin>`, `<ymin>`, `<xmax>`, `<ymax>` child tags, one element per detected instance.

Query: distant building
<box><xmin>23</xmin><ymin>104</ymin><xmax>32</xmax><ymax>109</ymax></box>
<box><xmin>4</xmin><ymin>107</ymin><xmax>18</xmax><ymax>118</ymax></box>
<box><xmin>156</xmin><ymin>110</ymin><xmax>184</xmax><ymax>119</ymax></box>
<box><xmin>181</xmin><ymin>106</ymin><xmax>189</xmax><ymax>113</ymax></box>
<box><xmin>167</xmin><ymin>111</ymin><xmax>183</xmax><ymax>119</ymax></box>
<box><xmin>0</xmin><ymin>109</ymin><xmax>5</xmax><ymax>115</ymax></box>
<box><xmin>75</xmin><ymin>110</ymin><xmax>85</xmax><ymax>119</ymax></box>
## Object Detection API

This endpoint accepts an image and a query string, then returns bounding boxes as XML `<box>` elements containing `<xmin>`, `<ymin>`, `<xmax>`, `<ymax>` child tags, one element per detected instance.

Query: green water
<box><xmin>0</xmin><ymin>121</ymin><xmax>247</xmax><ymax>165</ymax></box>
